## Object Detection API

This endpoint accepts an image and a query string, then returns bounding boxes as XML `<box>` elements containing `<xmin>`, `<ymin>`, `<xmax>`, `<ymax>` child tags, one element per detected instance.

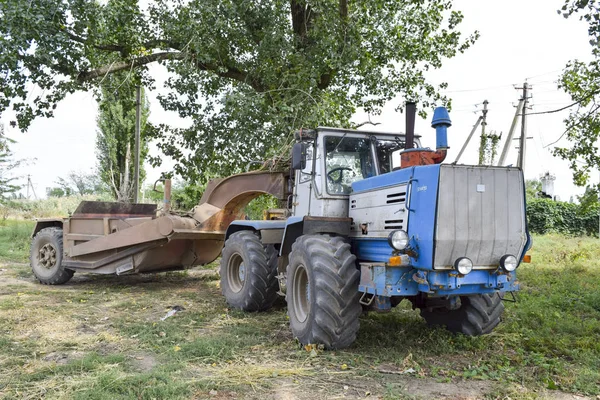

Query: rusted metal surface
<box><xmin>68</xmin><ymin>215</ymin><xmax>195</xmax><ymax>257</ymax></box>
<box><xmin>51</xmin><ymin>170</ymin><xmax>291</xmax><ymax>276</ymax></box>
<box><xmin>195</xmin><ymin>171</ymin><xmax>290</xmax><ymax>234</ymax></box>
<box><xmin>73</xmin><ymin>201</ymin><xmax>157</xmax><ymax>218</ymax></box>
<box><xmin>199</xmin><ymin>171</ymin><xmax>288</xmax><ymax>209</ymax></box>
<box><xmin>400</xmin><ymin>149</ymin><xmax>447</xmax><ymax>168</ymax></box>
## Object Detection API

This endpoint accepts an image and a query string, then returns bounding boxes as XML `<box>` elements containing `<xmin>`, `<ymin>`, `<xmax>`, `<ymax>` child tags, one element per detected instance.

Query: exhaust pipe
<box><xmin>405</xmin><ymin>102</ymin><xmax>416</xmax><ymax>150</ymax></box>
<box><xmin>400</xmin><ymin>105</ymin><xmax>452</xmax><ymax>168</ymax></box>
<box><xmin>430</xmin><ymin>106</ymin><xmax>451</xmax><ymax>163</ymax></box>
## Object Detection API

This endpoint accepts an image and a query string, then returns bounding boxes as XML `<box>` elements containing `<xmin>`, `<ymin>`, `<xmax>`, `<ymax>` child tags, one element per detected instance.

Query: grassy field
<box><xmin>0</xmin><ymin>220</ymin><xmax>599</xmax><ymax>399</ymax></box>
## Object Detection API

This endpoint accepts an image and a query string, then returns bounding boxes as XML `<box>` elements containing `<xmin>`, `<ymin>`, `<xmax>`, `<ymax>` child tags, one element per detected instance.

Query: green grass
<box><xmin>0</xmin><ymin>219</ymin><xmax>34</xmax><ymax>263</ymax></box>
<box><xmin>0</xmin><ymin>222</ymin><xmax>599</xmax><ymax>399</ymax></box>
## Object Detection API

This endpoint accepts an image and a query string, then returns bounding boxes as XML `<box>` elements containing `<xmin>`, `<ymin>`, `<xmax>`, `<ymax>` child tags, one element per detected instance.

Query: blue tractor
<box><xmin>220</xmin><ymin>103</ymin><xmax>531</xmax><ymax>349</ymax></box>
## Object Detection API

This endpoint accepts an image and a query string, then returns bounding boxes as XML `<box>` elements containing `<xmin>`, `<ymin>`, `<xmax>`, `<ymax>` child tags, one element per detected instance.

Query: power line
<box><xmin>525</xmin><ymin>69</ymin><xmax>563</xmax><ymax>80</ymax></box>
<box><xmin>521</xmin><ymin>100</ymin><xmax>580</xmax><ymax>116</ymax></box>
<box><xmin>520</xmin><ymin>91</ymin><xmax>599</xmax><ymax>116</ymax></box>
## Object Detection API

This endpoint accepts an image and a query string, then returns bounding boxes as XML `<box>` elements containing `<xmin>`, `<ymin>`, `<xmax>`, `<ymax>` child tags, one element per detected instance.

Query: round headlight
<box><xmin>500</xmin><ymin>254</ymin><xmax>518</xmax><ymax>272</ymax></box>
<box><xmin>388</xmin><ymin>230</ymin><xmax>409</xmax><ymax>250</ymax></box>
<box><xmin>454</xmin><ymin>257</ymin><xmax>473</xmax><ymax>275</ymax></box>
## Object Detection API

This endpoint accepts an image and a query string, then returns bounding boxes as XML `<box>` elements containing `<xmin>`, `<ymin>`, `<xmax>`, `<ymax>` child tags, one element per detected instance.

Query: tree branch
<box><xmin>76</xmin><ymin>51</ymin><xmax>264</xmax><ymax>91</ymax></box>
<box><xmin>77</xmin><ymin>52</ymin><xmax>186</xmax><ymax>83</ymax></box>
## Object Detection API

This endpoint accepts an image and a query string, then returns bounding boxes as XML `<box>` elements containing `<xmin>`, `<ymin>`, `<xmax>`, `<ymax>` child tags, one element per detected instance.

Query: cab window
<box><xmin>324</xmin><ymin>136</ymin><xmax>375</xmax><ymax>195</ymax></box>
<box><xmin>376</xmin><ymin>139</ymin><xmax>405</xmax><ymax>173</ymax></box>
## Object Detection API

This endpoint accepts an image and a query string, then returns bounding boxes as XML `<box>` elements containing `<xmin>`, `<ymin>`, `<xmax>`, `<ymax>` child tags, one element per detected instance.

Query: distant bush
<box><xmin>527</xmin><ymin>198</ymin><xmax>600</xmax><ymax>237</ymax></box>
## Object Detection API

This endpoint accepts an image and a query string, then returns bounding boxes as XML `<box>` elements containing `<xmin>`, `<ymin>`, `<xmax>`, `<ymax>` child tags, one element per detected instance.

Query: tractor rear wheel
<box><xmin>419</xmin><ymin>293</ymin><xmax>504</xmax><ymax>336</ymax></box>
<box><xmin>286</xmin><ymin>234</ymin><xmax>361</xmax><ymax>349</ymax></box>
<box><xmin>30</xmin><ymin>227</ymin><xmax>74</xmax><ymax>285</ymax></box>
<box><xmin>220</xmin><ymin>231</ymin><xmax>279</xmax><ymax>311</ymax></box>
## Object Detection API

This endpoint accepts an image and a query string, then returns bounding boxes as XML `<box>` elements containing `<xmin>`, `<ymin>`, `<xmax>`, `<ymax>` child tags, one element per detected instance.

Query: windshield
<box><xmin>324</xmin><ymin>136</ymin><xmax>375</xmax><ymax>195</ymax></box>
<box><xmin>375</xmin><ymin>138</ymin><xmax>405</xmax><ymax>174</ymax></box>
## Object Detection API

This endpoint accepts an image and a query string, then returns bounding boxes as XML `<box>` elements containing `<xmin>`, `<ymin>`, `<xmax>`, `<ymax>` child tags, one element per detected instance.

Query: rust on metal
<box><xmin>199</xmin><ymin>171</ymin><xmax>288</xmax><ymax>208</ymax></box>
<box><xmin>196</xmin><ymin>170</ymin><xmax>290</xmax><ymax>233</ymax></box>
<box><xmin>73</xmin><ymin>201</ymin><xmax>157</xmax><ymax>218</ymax></box>
<box><xmin>400</xmin><ymin>149</ymin><xmax>447</xmax><ymax>168</ymax></box>
<box><xmin>47</xmin><ymin>170</ymin><xmax>291</xmax><ymax>276</ymax></box>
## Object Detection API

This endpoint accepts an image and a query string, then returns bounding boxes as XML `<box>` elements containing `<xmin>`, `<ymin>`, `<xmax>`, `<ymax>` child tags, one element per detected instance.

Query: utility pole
<box><xmin>454</xmin><ymin>102</ymin><xmax>487</xmax><ymax>164</ymax></box>
<box><xmin>477</xmin><ymin>100</ymin><xmax>489</xmax><ymax>165</ymax></box>
<box><xmin>497</xmin><ymin>99</ymin><xmax>524</xmax><ymax>166</ymax></box>
<box><xmin>26</xmin><ymin>175</ymin><xmax>37</xmax><ymax>200</ymax></box>
<box><xmin>517</xmin><ymin>82</ymin><xmax>531</xmax><ymax>171</ymax></box>
<box><xmin>133</xmin><ymin>85</ymin><xmax>141</xmax><ymax>203</ymax></box>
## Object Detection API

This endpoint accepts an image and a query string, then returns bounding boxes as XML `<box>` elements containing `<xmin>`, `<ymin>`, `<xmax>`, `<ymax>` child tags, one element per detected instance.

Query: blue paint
<box><xmin>404</xmin><ymin>164</ymin><xmax>441</xmax><ymax>271</ymax></box>
<box><xmin>358</xmin><ymin>264</ymin><xmax>518</xmax><ymax>299</ymax></box>
<box><xmin>351</xmin><ymin>164</ymin><xmax>441</xmax><ymax>270</ymax></box>
<box><xmin>351</xmin><ymin>164</ymin><xmax>414</xmax><ymax>193</ymax></box>
<box><xmin>353</xmin><ymin>238</ymin><xmax>392</xmax><ymax>263</ymax></box>
<box><xmin>432</xmin><ymin>106</ymin><xmax>451</xmax><ymax>150</ymax></box>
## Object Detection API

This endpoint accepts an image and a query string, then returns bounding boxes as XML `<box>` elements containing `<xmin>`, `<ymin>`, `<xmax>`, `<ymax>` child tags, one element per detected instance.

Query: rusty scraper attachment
<box><xmin>400</xmin><ymin>102</ymin><xmax>451</xmax><ymax>168</ymax></box>
<box><xmin>58</xmin><ymin>170</ymin><xmax>289</xmax><ymax>275</ymax></box>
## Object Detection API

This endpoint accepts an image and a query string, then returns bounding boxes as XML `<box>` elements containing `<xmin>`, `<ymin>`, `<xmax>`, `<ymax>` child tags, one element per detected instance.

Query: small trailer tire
<box><xmin>220</xmin><ymin>231</ymin><xmax>279</xmax><ymax>312</ymax></box>
<box><xmin>30</xmin><ymin>227</ymin><xmax>74</xmax><ymax>285</ymax></box>
<box><xmin>286</xmin><ymin>234</ymin><xmax>361</xmax><ymax>349</ymax></box>
<box><xmin>420</xmin><ymin>293</ymin><xmax>505</xmax><ymax>336</ymax></box>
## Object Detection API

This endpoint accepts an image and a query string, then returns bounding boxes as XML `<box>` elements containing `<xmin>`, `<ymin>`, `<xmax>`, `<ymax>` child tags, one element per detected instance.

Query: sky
<box><xmin>1</xmin><ymin>0</ymin><xmax>594</xmax><ymax>200</ymax></box>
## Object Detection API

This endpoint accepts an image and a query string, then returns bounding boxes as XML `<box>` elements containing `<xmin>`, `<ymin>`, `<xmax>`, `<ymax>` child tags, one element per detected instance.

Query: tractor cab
<box><xmin>291</xmin><ymin>128</ymin><xmax>422</xmax><ymax>217</ymax></box>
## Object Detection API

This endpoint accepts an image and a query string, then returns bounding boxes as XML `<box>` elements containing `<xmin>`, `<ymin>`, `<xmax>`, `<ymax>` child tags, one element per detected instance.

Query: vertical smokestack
<box><xmin>405</xmin><ymin>102</ymin><xmax>416</xmax><ymax>149</ymax></box>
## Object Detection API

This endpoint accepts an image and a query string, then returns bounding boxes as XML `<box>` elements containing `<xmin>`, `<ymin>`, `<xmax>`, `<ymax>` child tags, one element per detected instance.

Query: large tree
<box><xmin>0</xmin><ymin>0</ymin><xmax>477</xmax><ymax>181</ymax></box>
<box><xmin>96</xmin><ymin>74</ymin><xmax>150</xmax><ymax>202</ymax></box>
<box><xmin>556</xmin><ymin>1</ymin><xmax>600</xmax><ymax>188</ymax></box>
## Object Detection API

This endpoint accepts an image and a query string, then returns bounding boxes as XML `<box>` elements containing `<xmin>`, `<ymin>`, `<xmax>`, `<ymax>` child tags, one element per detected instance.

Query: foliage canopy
<box><xmin>0</xmin><ymin>0</ymin><xmax>477</xmax><ymax>181</ymax></box>
<box><xmin>556</xmin><ymin>1</ymin><xmax>600</xmax><ymax>188</ymax></box>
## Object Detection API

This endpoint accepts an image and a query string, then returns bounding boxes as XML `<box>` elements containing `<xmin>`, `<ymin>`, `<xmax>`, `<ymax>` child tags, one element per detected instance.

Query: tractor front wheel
<box><xmin>419</xmin><ymin>293</ymin><xmax>504</xmax><ymax>336</ymax></box>
<box><xmin>220</xmin><ymin>231</ymin><xmax>279</xmax><ymax>311</ymax></box>
<box><xmin>286</xmin><ymin>234</ymin><xmax>361</xmax><ymax>349</ymax></box>
<box><xmin>30</xmin><ymin>227</ymin><xmax>74</xmax><ymax>285</ymax></box>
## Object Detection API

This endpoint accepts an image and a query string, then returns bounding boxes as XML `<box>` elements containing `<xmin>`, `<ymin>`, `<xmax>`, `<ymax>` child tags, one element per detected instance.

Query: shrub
<box><xmin>527</xmin><ymin>198</ymin><xmax>600</xmax><ymax>237</ymax></box>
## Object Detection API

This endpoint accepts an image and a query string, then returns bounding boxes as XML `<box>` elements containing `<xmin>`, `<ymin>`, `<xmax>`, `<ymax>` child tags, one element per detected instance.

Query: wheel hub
<box><xmin>38</xmin><ymin>243</ymin><xmax>57</xmax><ymax>269</ymax></box>
<box><xmin>227</xmin><ymin>253</ymin><xmax>246</xmax><ymax>293</ymax></box>
<box><xmin>238</xmin><ymin>263</ymin><xmax>246</xmax><ymax>282</ymax></box>
<box><xmin>292</xmin><ymin>265</ymin><xmax>310</xmax><ymax>323</ymax></box>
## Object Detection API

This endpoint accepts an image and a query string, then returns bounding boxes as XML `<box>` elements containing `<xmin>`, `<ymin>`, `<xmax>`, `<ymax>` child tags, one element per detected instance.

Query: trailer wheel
<box><xmin>286</xmin><ymin>234</ymin><xmax>361</xmax><ymax>349</ymax></box>
<box><xmin>30</xmin><ymin>227</ymin><xmax>74</xmax><ymax>285</ymax></box>
<box><xmin>419</xmin><ymin>293</ymin><xmax>504</xmax><ymax>336</ymax></box>
<box><xmin>220</xmin><ymin>231</ymin><xmax>279</xmax><ymax>311</ymax></box>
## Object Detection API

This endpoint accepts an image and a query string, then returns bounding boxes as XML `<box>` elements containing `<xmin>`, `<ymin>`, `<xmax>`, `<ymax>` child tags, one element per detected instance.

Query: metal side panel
<box><xmin>348</xmin><ymin>184</ymin><xmax>409</xmax><ymax>238</ymax></box>
<box><xmin>434</xmin><ymin>165</ymin><xmax>527</xmax><ymax>269</ymax></box>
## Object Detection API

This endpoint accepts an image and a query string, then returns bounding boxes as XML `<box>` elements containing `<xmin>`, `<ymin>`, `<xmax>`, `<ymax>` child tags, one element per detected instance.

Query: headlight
<box><xmin>388</xmin><ymin>230</ymin><xmax>409</xmax><ymax>250</ymax></box>
<box><xmin>500</xmin><ymin>254</ymin><xmax>518</xmax><ymax>272</ymax></box>
<box><xmin>454</xmin><ymin>257</ymin><xmax>473</xmax><ymax>275</ymax></box>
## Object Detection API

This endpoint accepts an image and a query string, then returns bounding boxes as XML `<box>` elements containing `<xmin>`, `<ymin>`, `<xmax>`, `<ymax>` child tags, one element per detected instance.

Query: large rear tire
<box><xmin>30</xmin><ymin>227</ymin><xmax>74</xmax><ymax>285</ymax></box>
<box><xmin>220</xmin><ymin>231</ymin><xmax>279</xmax><ymax>311</ymax></box>
<box><xmin>420</xmin><ymin>293</ymin><xmax>504</xmax><ymax>336</ymax></box>
<box><xmin>286</xmin><ymin>234</ymin><xmax>361</xmax><ymax>349</ymax></box>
